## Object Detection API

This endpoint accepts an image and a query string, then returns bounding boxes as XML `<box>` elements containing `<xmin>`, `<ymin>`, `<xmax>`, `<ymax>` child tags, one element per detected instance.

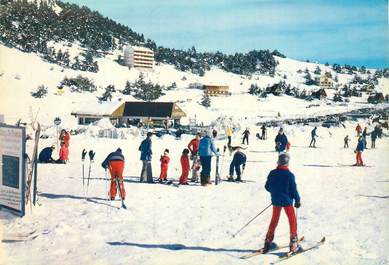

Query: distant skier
<box><xmin>261</xmin><ymin>124</ymin><xmax>267</xmax><ymax>140</ymax></box>
<box><xmin>227</xmin><ymin>146</ymin><xmax>247</xmax><ymax>182</ymax></box>
<box><xmin>188</xmin><ymin>133</ymin><xmax>201</xmax><ymax>182</ymax></box>
<box><xmin>344</xmin><ymin>135</ymin><xmax>350</xmax><ymax>148</ymax></box>
<box><xmin>38</xmin><ymin>145</ymin><xmax>55</xmax><ymax>163</ymax></box>
<box><xmin>198</xmin><ymin>130</ymin><xmax>219</xmax><ymax>186</ymax></box>
<box><xmin>179</xmin><ymin>148</ymin><xmax>190</xmax><ymax>185</ymax></box>
<box><xmin>158</xmin><ymin>149</ymin><xmax>170</xmax><ymax>183</ymax></box>
<box><xmin>242</xmin><ymin>128</ymin><xmax>250</xmax><ymax>145</ymax></box>
<box><xmin>309</xmin><ymin>127</ymin><xmax>318</xmax><ymax>147</ymax></box>
<box><xmin>275</xmin><ymin>128</ymin><xmax>288</xmax><ymax>153</ymax></box>
<box><xmin>101</xmin><ymin>148</ymin><xmax>126</xmax><ymax>200</ymax></box>
<box><xmin>371</xmin><ymin>129</ymin><xmax>377</xmax><ymax>148</ymax></box>
<box><xmin>263</xmin><ymin>152</ymin><xmax>301</xmax><ymax>254</ymax></box>
<box><xmin>226</xmin><ymin>126</ymin><xmax>233</xmax><ymax>146</ymax></box>
<box><xmin>355</xmin><ymin>123</ymin><xmax>362</xmax><ymax>137</ymax></box>
<box><xmin>139</xmin><ymin>132</ymin><xmax>153</xmax><ymax>183</ymax></box>
<box><xmin>354</xmin><ymin>136</ymin><xmax>365</xmax><ymax>166</ymax></box>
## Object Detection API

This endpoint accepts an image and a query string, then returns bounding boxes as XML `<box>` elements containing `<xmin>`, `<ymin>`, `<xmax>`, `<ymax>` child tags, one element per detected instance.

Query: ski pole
<box><xmin>232</xmin><ymin>203</ymin><xmax>272</xmax><ymax>238</ymax></box>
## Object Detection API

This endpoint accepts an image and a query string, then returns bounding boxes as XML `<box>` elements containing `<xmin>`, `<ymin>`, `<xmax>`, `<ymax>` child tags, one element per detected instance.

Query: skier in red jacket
<box><xmin>188</xmin><ymin>133</ymin><xmax>201</xmax><ymax>182</ymax></box>
<box><xmin>57</xmin><ymin>142</ymin><xmax>68</xmax><ymax>163</ymax></box>
<box><xmin>179</xmin><ymin>148</ymin><xmax>190</xmax><ymax>185</ymax></box>
<box><xmin>158</xmin><ymin>149</ymin><xmax>170</xmax><ymax>182</ymax></box>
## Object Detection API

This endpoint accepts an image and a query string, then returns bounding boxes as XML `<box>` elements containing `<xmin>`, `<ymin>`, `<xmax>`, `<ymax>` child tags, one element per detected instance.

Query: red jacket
<box><xmin>188</xmin><ymin>138</ymin><xmax>199</xmax><ymax>154</ymax></box>
<box><xmin>59</xmin><ymin>146</ymin><xmax>68</xmax><ymax>161</ymax></box>
<box><xmin>180</xmin><ymin>155</ymin><xmax>190</xmax><ymax>171</ymax></box>
<box><xmin>356</xmin><ymin>125</ymin><xmax>362</xmax><ymax>133</ymax></box>
<box><xmin>160</xmin><ymin>155</ymin><xmax>170</xmax><ymax>168</ymax></box>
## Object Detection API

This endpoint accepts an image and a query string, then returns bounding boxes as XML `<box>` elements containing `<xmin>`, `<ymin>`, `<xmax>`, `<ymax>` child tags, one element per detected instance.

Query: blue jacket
<box><xmin>198</xmin><ymin>135</ymin><xmax>218</xmax><ymax>157</ymax></box>
<box><xmin>275</xmin><ymin>134</ymin><xmax>288</xmax><ymax>152</ymax></box>
<box><xmin>139</xmin><ymin>138</ymin><xmax>152</xmax><ymax>161</ymax></box>
<box><xmin>356</xmin><ymin>140</ymin><xmax>365</xmax><ymax>152</ymax></box>
<box><xmin>38</xmin><ymin>147</ymin><xmax>53</xmax><ymax>162</ymax></box>
<box><xmin>231</xmin><ymin>151</ymin><xmax>247</xmax><ymax>166</ymax></box>
<box><xmin>101</xmin><ymin>149</ymin><xmax>125</xmax><ymax>169</ymax></box>
<box><xmin>265</xmin><ymin>167</ymin><xmax>300</xmax><ymax>206</ymax></box>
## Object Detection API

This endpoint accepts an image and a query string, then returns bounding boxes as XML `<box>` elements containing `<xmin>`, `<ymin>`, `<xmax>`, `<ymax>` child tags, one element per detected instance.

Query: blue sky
<box><xmin>65</xmin><ymin>0</ymin><xmax>388</xmax><ymax>68</ymax></box>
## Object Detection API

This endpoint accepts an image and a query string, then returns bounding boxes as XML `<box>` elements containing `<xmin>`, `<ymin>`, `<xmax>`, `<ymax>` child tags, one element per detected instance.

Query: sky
<box><xmin>65</xmin><ymin>0</ymin><xmax>389</xmax><ymax>68</ymax></box>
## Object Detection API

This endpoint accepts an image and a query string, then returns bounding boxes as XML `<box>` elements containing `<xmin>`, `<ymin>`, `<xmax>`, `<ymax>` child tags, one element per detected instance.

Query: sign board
<box><xmin>54</xmin><ymin>117</ymin><xmax>61</xmax><ymax>126</ymax></box>
<box><xmin>0</xmin><ymin>124</ymin><xmax>26</xmax><ymax>217</ymax></box>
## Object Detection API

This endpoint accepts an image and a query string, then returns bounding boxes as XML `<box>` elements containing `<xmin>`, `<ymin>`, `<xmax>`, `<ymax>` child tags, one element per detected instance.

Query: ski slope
<box><xmin>1</xmin><ymin>124</ymin><xmax>388</xmax><ymax>265</ymax></box>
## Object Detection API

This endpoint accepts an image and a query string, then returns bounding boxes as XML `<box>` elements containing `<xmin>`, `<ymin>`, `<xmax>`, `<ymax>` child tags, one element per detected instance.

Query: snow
<box><xmin>0</xmin><ymin>40</ymin><xmax>389</xmax><ymax>265</ymax></box>
<box><xmin>1</xmin><ymin>123</ymin><xmax>389</xmax><ymax>265</ymax></box>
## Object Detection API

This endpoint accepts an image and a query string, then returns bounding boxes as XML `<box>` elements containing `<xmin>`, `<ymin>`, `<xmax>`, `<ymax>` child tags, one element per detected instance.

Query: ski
<box><xmin>215</xmin><ymin>153</ymin><xmax>221</xmax><ymax>185</ymax></box>
<box><xmin>26</xmin><ymin>123</ymin><xmax>41</xmax><ymax>208</ymax></box>
<box><xmin>163</xmin><ymin>180</ymin><xmax>180</xmax><ymax>187</ymax></box>
<box><xmin>240</xmin><ymin>236</ymin><xmax>304</xmax><ymax>259</ymax></box>
<box><xmin>275</xmin><ymin>237</ymin><xmax>326</xmax><ymax>263</ymax></box>
<box><xmin>2</xmin><ymin>230</ymin><xmax>38</xmax><ymax>243</ymax></box>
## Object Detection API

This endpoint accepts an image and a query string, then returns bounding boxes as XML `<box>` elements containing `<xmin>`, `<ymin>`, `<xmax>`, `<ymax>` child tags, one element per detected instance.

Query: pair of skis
<box><xmin>240</xmin><ymin>236</ymin><xmax>325</xmax><ymax>263</ymax></box>
<box><xmin>26</xmin><ymin>123</ymin><xmax>41</xmax><ymax>209</ymax></box>
<box><xmin>81</xmin><ymin>149</ymin><xmax>95</xmax><ymax>195</ymax></box>
<box><xmin>215</xmin><ymin>146</ymin><xmax>226</xmax><ymax>185</ymax></box>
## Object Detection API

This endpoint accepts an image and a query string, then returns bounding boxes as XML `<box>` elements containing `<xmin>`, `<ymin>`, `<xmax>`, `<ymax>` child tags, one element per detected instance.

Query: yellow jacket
<box><xmin>226</xmin><ymin>127</ymin><xmax>233</xmax><ymax>137</ymax></box>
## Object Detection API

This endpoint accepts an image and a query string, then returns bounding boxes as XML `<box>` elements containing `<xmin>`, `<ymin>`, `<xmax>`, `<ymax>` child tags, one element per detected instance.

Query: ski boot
<box><xmin>289</xmin><ymin>236</ymin><xmax>300</xmax><ymax>253</ymax></box>
<box><xmin>262</xmin><ymin>235</ymin><xmax>273</xmax><ymax>254</ymax></box>
<box><xmin>227</xmin><ymin>175</ymin><xmax>234</xmax><ymax>182</ymax></box>
<box><xmin>235</xmin><ymin>176</ymin><xmax>242</xmax><ymax>182</ymax></box>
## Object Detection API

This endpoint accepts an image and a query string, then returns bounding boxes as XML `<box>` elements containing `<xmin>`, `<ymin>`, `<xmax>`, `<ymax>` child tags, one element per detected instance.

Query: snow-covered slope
<box><xmin>1</xmin><ymin>123</ymin><xmax>388</xmax><ymax>265</ymax></box>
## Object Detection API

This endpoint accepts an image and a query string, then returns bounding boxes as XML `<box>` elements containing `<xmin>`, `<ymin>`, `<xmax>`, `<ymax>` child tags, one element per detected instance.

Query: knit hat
<box><xmin>277</xmin><ymin>152</ymin><xmax>290</xmax><ymax>166</ymax></box>
<box><xmin>116</xmin><ymin>148</ymin><xmax>122</xmax><ymax>153</ymax></box>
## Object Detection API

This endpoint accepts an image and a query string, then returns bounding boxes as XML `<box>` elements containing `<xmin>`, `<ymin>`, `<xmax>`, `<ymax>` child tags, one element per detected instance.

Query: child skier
<box><xmin>158</xmin><ymin>149</ymin><xmax>170</xmax><ymax>182</ymax></box>
<box><xmin>263</xmin><ymin>152</ymin><xmax>301</xmax><ymax>254</ymax></box>
<box><xmin>179</xmin><ymin>148</ymin><xmax>190</xmax><ymax>185</ymax></box>
<box><xmin>344</xmin><ymin>135</ymin><xmax>350</xmax><ymax>148</ymax></box>
<box><xmin>275</xmin><ymin>128</ymin><xmax>288</xmax><ymax>153</ymax></box>
<box><xmin>57</xmin><ymin>142</ymin><xmax>68</xmax><ymax>164</ymax></box>
<box><xmin>101</xmin><ymin>148</ymin><xmax>126</xmax><ymax>201</ymax></box>
<box><xmin>227</xmin><ymin>146</ymin><xmax>247</xmax><ymax>182</ymax></box>
<box><xmin>354</xmin><ymin>136</ymin><xmax>365</xmax><ymax>166</ymax></box>
<box><xmin>188</xmin><ymin>133</ymin><xmax>201</xmax><ymax>182</ymax></box>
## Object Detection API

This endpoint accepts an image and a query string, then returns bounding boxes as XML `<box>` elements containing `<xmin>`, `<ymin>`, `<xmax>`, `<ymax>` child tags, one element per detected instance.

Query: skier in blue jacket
<box><xmin>38</xmin><ymin>145</ymin><xmax>55</xmax><ymax>163</ymax></box>
<box><xmin>275</xmin><ymin>128</ymin><xmax>288</xmax><ymax>153</ymax></box>
<box><xmin>198</xmin><ymin>129</ymin><xmax>219</xmax><ymax>186</ymax></box>
<box><xmin>227</xmin><ymin>147</ymin><xmax>247</xmax><ymax>182</ymax></box>
<box><xmin>139</xmin><ymin>132</ymin><xmax>153</xmax><ymax>183</ymax></box>
<box><xmin>263</xmin><ymin>152</ymin><xmax>301</xmax><ymax>254</ymax></box>
<box><xmin>354</xmin><ymin>136</ymin><xmax>365</xmax><ymax>166</ymax></box>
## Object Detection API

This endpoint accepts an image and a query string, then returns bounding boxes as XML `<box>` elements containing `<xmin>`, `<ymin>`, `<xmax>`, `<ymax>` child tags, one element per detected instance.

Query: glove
<box><xmin>89</xmin><ymin>150</ymin><xmax>95</xmax><ymax>161</ymax></box>
<box><xmin>242</xmin><ymin>164</ymin><xmax>246</xmax><ymax>170</ymax></box>
<box><xmin>82</xmin><ymin>149</ymin><xmax>87</xmax><ymax>160</ymax></box>
<box><xmin>294</xmin><ymin>202</ymin><xmax>301</xmax><ymax>208</ymax></box>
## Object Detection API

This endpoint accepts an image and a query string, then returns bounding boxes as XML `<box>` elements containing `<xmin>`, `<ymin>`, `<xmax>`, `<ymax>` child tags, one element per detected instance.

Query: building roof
<box><xmin>71</xmin><ymin>102</ymin><xmax>121</xmax><ymax>117</ymax></box>
<box><xmin>121</xmin><ymin>102</ymin><xmax>185</xmax><ymax>119</ymax></box>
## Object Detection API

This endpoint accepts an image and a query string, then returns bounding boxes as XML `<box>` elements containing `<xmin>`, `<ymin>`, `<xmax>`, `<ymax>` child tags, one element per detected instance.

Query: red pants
<box><xmin>356</xmin><ymin>151</ymin><xmax>363</xmax><ymax>166</ymax></box>
<box><xmin>266</xmin><ymin>205</ymin><xmax>297</xmax><ymax>241</ymax></box>
<box><xmin>159</xmin><ymin>166</ymin><xmax>168</xmax><ymax>181</ymax></box>
<box><xmin>109</xmin><ymin>161</ymin><xmax>126</xmax><ymax>200</ymax></box>
<box><xmin>179</xmin><ymin>169</ymin><xmax>189</xmax><ymax>184</ymax></box>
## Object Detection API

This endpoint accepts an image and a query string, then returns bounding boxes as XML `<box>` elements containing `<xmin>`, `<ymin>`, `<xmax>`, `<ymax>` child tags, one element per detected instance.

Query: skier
<box><xmin>263</xmin><ymin>152</ymin><xmax>301</xmax><ymax>254</ymax></box>
<box><xmin>309</xmin><ymin>127</ymin><xmax>318</xmax><ymax>147</ymax></box>
<box><xmin>179</xmin><ymin>148</ymin><xmax>190</xmax><ymax>185</ymax></box>
<box><xmin>355</xmin><ymin>123</ymin><xmax>362</xmax><ymax>137</ymax></box>
<box><xmin>101</xmin><ymin>148</ymin><xmax>126</xmax><ymax>200</ymax></box>
<box><xmin>242</xmin><ymin>128</ymin><xmax>250</xmax><ymax>145</ymax></box>
<box><xmin>371</xmin><ymin>129</ymin><xmax>377</xmax><ymax>148</ymax></box>
<box><xmin>139</xmin><ymin>132</ymin><xmax>153</xmax><ymax>183</ymax></box>
<box><xmin>344</xmin><ymin>135</ymin><xmax>350</xmax><ymax>148</ymax></box>
<box><xmin>226</xmin><ymin>126</ymin><xmax>233</xmax><ymax>146</ymax></box>
<box><xmin>275</xmin><ymin>128</ymin><xmax>288</xmax><ymax>153</ymax></box>
<box><xmin>59</xmin><ymin>129</ymin><xmax>70</xmax><ymax>147</ymax></box>
<box><xmin>227</xmin><ymin>146</ymin><xmax>247</xmax><ymax>182</ymax></box>
<box><xmin>261</xmin><ymin>124</ymin><xmax>267</xmax><ymax>140</ymax></box>
<box><xmin>158</xmin><ymin>149</ymin><xmax>170</xmax><ymax>182</ymax></box>
<box><xmin>38</xmin><ymin>145</ymin><xmax>55</xmax><ymax>163</ymax></box>
<box><xmin>188</xmin><ymin>133</ymin><xmax>201</xmax><ymax>182</ymax></box>
<box><xmin>354</xmin><ymin>136</ymin><xmax>365</xmax><ymax>166</ymax></box>
<box><xmin>198</xmin><ymin>130</ymin><xmax>219</xmax><ymax>186</ymax></box>
<box><xmin>56</xmin><ymin>142</ymin><xmax>68</xmax><ymax>164</ymax></box>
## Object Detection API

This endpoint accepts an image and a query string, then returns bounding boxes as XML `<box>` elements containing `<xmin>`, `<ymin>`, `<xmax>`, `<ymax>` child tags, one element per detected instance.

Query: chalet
<box><xmin>319</xmin><ymin>76</ymin><xmax>333</xmax><ymax>89</ymax></box>
<box><xmin>312</xmin><ymin>88</ymin><xmax>327</xmax><ymax>100</ymax></box>
<box><xmin>71</xmin><ymin>101</ymin><xmax>186</xmax><ymax>126</ymax></box>
<box><xmin>203</xmin><ymin>85</ymin><xmax>230</xmax><ymax>96</ymax></box>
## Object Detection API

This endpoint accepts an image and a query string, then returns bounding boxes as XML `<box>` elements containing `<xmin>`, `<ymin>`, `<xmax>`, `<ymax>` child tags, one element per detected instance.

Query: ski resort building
<box><xmin>123</xmin><ymin>46</ymin><xmax>154</xmax><ymax>69</ymax></box>
<box><xmin>319</xmin><ymin>76</ymin><xmax>333</xmax><ymax>89</ymax></box>
<box><xmin>71</xmin><ymin>101</ymin><xmax>186</xmax><ymax>127</ymax></box>
<box><xmin>203</xmin><ymin>85</ymin><xmax>230</xmax><ymax>96</ymax></box>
